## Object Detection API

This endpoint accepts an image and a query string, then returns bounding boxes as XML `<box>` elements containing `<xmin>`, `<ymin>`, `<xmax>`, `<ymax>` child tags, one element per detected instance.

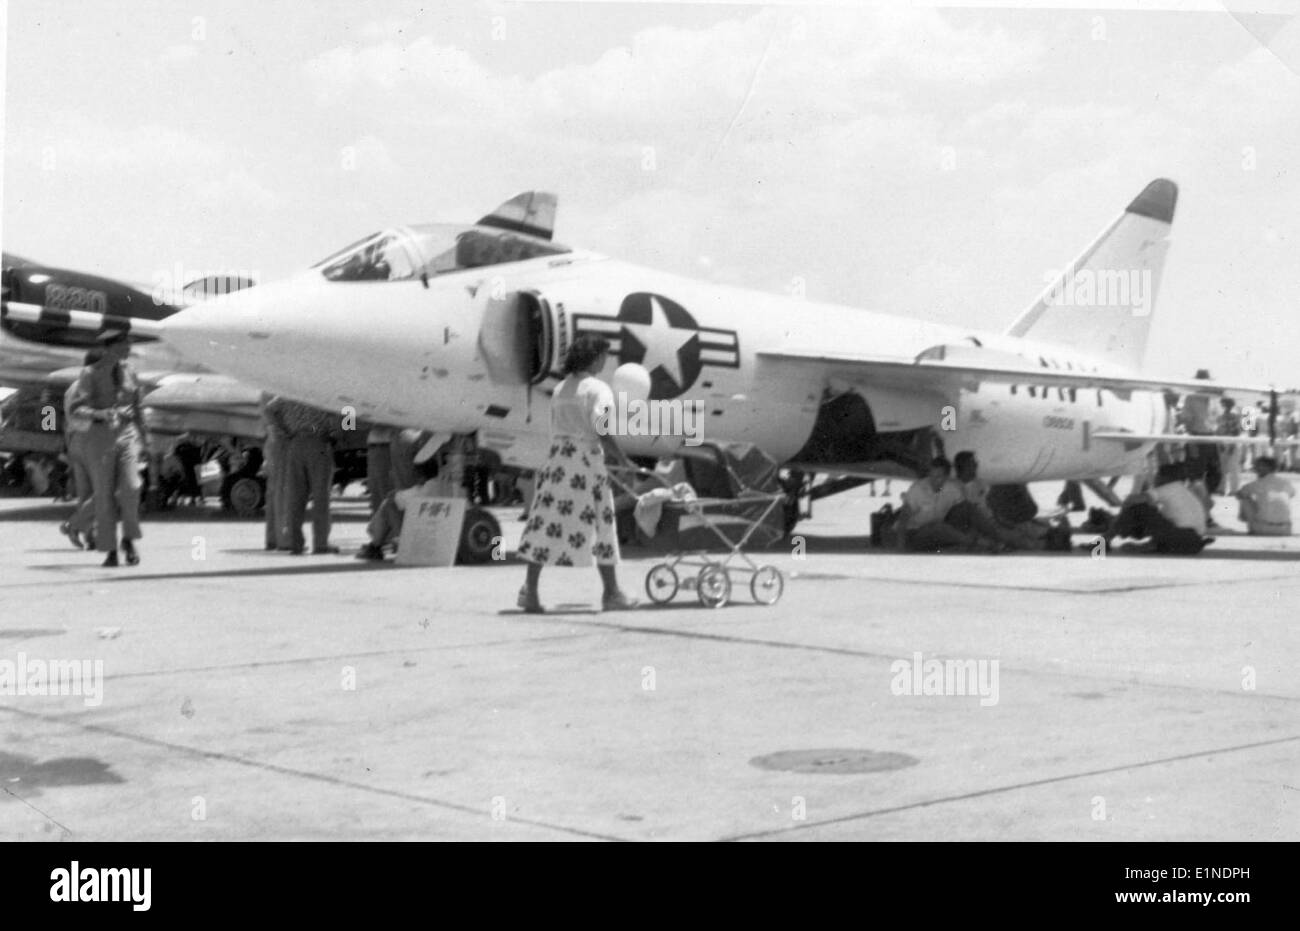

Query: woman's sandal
<box><xmin>601</xmin><ymin>591</ymin><xmax>639</xmax><ymax>612</ymax></box>
<box><xmin>516</xmin><ymin>587</ymin><xmax>545</xmax><ymax>614</ymax></box>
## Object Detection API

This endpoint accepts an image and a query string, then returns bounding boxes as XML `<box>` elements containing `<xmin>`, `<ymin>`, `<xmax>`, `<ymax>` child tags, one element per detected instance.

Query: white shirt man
<box><xmin>1146</xmin><ymin>481</ymin><xmax>1208</xmax><ymax>535</ymax></box>
<box><xmin>902</xmin><ymin>474</ymin><xmax>964</xmax><ymax>530</ymax></box>
<box><xmin>1236</xmin><ymin>463</ymin><xmax>1294</xmax><ymax>535</ymax></box>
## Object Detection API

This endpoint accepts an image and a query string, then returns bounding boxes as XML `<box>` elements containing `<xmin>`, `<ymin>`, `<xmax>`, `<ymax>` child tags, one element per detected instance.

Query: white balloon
<box><xmin>612</xmin><ymin>362</ymin><xmax>652</xmax><ymax>403</ymax></box>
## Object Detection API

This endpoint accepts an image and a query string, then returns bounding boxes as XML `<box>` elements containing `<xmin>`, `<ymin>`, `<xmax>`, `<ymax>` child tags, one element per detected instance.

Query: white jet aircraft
<box><xmin>158</xmin><ymin>184</ymin><xmax>1295</xmax><ymax>524</ymax></box>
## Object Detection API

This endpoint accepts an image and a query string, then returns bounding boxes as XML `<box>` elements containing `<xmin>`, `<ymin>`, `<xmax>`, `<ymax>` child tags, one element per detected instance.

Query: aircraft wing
<box><xmin>139</xmin><ymin>373</ymin><xmax>265</xmax><ymax>438</ymax></box>
<box><xmin>137</xmin><ymin>372</ymin><xmax>263</xmax><ymax>408</ymax></box>
<box><xmin>757</xmin><ymin>349</ymin><xmax>1297</xmax><ymax>403</ymax></box>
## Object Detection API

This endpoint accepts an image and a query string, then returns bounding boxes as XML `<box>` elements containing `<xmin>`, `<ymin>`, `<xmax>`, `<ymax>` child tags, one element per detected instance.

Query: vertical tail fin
<box><xmin>477</xmin><ymin>191</ymin><xmax>557</xmax><ymax>241</ymax></box>
<box><xmin>1006</xmin><ymin>178</ymin><xmax>1177</xmax><ymax>371</ymax></box>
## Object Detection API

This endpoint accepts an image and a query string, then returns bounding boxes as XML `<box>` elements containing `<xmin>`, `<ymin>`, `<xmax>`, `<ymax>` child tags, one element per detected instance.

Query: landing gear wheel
<box><xmin>645</xmin><ymin>564</ymin><xmax>679</xmax><ymax>604</ymax></box>
<box><xmin>750</xmin><ymin>566</ymin><xmax>785</xmax><ymax>605</ymax></box>
<box><xmin>697</xmin><ymin>565</ymin><xmax>731</xmax><ymax>608</ymax></box>
<box><xmin>457</xmin><ymin>507</ymin><xmax>501</xmax><ymax>564</ymax></box>
<box><xmin>229</xmin><ymin>477</ymin><xmax>265</xmax><ymax>517</ymax></box>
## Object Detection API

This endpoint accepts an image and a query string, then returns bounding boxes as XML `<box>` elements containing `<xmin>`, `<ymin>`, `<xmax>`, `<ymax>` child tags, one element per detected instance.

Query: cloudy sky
<box><xmin>3</xmin><ymin>0</ymin><xmax>1298</xmax><ymax>387</ymax></box>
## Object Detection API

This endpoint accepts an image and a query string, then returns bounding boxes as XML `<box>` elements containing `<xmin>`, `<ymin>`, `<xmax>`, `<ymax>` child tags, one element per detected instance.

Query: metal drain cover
<box><xmin>751</xmin><ymin>749</ymin><xmax>919</xmax><ymax>775</ymax></box>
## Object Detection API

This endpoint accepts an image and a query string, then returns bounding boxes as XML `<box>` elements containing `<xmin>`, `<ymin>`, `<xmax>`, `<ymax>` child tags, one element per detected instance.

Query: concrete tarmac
<box><xmin>1</xmin><ymin>484</ymin><xmax>1296</xmax><ymax>841</ymax></box>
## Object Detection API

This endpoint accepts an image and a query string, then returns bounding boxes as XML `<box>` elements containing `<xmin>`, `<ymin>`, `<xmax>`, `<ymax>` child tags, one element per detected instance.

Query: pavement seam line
<box><xmin>719</xmin><ymin>732</ymin><xmax>1300</xmax><ymax>841</ymax></box>
<box><xmin>0</xmin><ymin>782</ymin><xmax>74</xmax><ymax>838</ymax></box>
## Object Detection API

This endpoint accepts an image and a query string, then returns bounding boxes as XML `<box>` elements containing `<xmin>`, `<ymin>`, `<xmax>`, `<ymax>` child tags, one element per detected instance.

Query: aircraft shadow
<box><xmin>791</xmin><ymin>533</ymin><xmax>1299</xmax><ymax>560</ymax></box>
<box><xmin>21</xmin><ymin>561</ymin><xmax>396</xmax><ymax>582</ymax></box>
<box><xmin>1144</xmin><ymin>548</ymin><xmax>1300</xmax><ymax>562</ymax></box>
<box><xmin>0</xmin><ymin>501</ymin><xmax>373</xmax><ymax>523</ymax></box>
<box><xmin>499</xmin><ymin>599</ymin><xmax>767</xmax><ymax>616</ymax></box>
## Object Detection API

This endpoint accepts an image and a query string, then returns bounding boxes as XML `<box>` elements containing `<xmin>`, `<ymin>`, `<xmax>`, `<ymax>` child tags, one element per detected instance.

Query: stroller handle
<box><xmin>606</xmin><ymin>462</ymin><xmax>667</xmax><ymax>497</ymax></box>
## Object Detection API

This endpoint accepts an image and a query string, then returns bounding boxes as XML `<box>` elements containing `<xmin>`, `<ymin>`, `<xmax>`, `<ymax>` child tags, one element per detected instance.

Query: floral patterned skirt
<box><xmin>517</xmin><ymin>435</ymin><xmax>619</xmax><ymax>567</ymax></box>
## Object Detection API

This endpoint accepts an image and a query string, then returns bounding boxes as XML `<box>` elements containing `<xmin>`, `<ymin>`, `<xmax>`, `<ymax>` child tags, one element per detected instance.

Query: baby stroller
<box><xmin>610</xmin><ymin>442</ymin><xmax>788</xmax><ymax>608</ymax></box>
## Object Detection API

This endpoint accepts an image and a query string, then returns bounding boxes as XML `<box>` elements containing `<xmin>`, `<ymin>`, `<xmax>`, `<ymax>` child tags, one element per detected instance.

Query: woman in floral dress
<box><xmin>517</xmin><ymin>335</ymin><xmax>638</xmax><ymax>612</ymax></box>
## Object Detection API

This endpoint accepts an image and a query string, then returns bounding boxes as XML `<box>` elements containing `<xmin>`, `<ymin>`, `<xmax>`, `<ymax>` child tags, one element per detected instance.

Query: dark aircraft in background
<box><xmin>1</xmin><ymin>251</ymin><xmax>264</xmax><ymax>450</ymax></box>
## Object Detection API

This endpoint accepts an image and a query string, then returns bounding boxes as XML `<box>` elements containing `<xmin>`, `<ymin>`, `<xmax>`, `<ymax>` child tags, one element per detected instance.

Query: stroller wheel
<box><xmin>697</xmin><ymin>565</ymin><xmax>731</xmax><ymax>608</ymax></box>
<box><xmin>750</xmin><ymin>566</ymin><xmax>784</xmax><ymax>605</ymax></box>
<box><xmin>645</xmin><ymin>564</ymin><xmax>679</xmax><ymax>604</ymax></box>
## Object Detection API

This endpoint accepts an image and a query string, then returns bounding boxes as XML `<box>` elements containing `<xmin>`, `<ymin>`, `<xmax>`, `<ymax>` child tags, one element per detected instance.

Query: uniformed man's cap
<box><xmin>96</xmin><ymin>329</ymin><xmax>130</xmax><ymax>346</ymax></box>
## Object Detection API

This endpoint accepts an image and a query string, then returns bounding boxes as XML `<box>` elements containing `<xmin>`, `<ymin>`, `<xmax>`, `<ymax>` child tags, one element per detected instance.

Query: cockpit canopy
<box><xmin>313</xmin><ymin>223</ymin><xmax>572</xmax><ymax>283</ymax></box>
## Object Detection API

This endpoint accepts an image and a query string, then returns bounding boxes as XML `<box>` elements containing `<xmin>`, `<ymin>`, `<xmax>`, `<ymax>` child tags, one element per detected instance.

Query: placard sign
<box><xmin>395</xmin><ymin>497</ymin><xmax>467</xmax><ymax>567</ymax></box>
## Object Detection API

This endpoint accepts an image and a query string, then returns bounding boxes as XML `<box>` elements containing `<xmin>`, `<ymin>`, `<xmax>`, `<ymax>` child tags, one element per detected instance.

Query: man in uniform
<box><xmin>64</xmin><ymin>332</ymin><xmax>148</xmax><ymax>567</ymax></box>
<box><xmin>268</xmin><ymin>397</ymin><xmax>342</xmax><ymax>555</ymax></box>
<box><xmin>60</xmin><ymin>349</ymin><xmax>101</xmax><ymax>549</ymax></box>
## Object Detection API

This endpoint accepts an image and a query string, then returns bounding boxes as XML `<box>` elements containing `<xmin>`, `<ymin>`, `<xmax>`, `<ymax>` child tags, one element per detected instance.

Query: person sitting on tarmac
<box><xmin>1104</xmin><ymin>462</ymin><xmax>1214</xmax><ymax>555</ymax></box>
<box><xmin>356</xmin><ymin>454</ymin><xmax>443</xmax><ymax>561</ymax></box>
<box><xmin>984</xmin><ymin>482</ymin><xmax>1057</xmax><ymax>548</ymax></box>
<box><xmin>946</xmin><ymin>451</ymin><xmax>1033</xmax><ymax>551</ymax></box>
<box><xmin>1234</xmin><ymin>456</ymin><xmax>1294</xmax><ymax>536</ymax></box>
<box><xmin>897</xmin><ymin>457</ymin><xmax>968</xmax><ymax>552</ymax></box>
<box><xmin>1181</xmin><ymin>454</ymin><xmax>1216</xmax><ymax>527</ymax></box>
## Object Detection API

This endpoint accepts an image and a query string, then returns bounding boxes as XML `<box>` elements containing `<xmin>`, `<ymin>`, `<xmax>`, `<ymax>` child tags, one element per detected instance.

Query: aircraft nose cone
<box><xmin>161</xmin><ymin>285</ymin><xmax>275</xmax><ymax>371</ymax></box>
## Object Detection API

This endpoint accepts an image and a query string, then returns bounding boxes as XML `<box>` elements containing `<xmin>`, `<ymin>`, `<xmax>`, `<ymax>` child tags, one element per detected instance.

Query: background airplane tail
<box><xmin>1005</xmin><ymin>178</ymin><xmax>1177</xmax><ymax>372</ymax></box>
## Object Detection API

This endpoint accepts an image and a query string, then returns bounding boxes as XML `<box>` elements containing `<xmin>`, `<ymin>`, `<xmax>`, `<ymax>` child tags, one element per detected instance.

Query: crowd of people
<box><xmin>894</xmin><ymin>452</ymin><xmax>1063</xmax><ymax>554</ymax></box>
<box><xmin>15</xmin><ymin>342</ymin><xmax>1298</xmax><ymax>570</ymax></box>
<box><xmin>889</xmin><ymin>386</ymin><xmax>1297</xmax><ymax>558</ymax></box>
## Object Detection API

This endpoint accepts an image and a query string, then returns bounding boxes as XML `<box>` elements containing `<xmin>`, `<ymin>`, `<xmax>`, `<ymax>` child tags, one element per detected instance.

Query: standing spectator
<box><xmin>268</xmin><ymin>398</ymin><xmax>342</xmax><ymax>555</ymax></box>
<box><xmin>261</xmin><ymin>394</ymin><xmax>289</xmax><ymax>550</ymax></box>
<box><xmin>1283</xmin><ymin>408</ymin><xmax>1300</xmax><ymax>471</ymax></box>
<box><xmin>1239</xmin><ymin>401</ymin><xmax>1258</xmax><ymax>471</ymax></box>
<box><xmin>1216</xmin><ymin>398</ymin><xmax>1244</xmax><ymax>495</ymax></box>
<box><xmin>60</xmin><ymin>349</ymin><xmax>100</xmax><ymax>549</ymax></box>
<box><xmin>516</xmin><ymin>335</ymin><xmax>637</xmax><ymax>613</ymax></box>
<box><xmin>64</xmin><ymin>332</ymin><xmax>148</xmax><ymax>567</ymax></box>
<box><xmin>1257</xmin><ymin>397</ymin><xmax>1277</xmax><ymax>460</ymax></box>
<box><xmin>1156</xmin><ymin>391</ymin><xmax>1181</xmax><ymax>468</ymax></box>
<box><xmin>1179</xmin><ymin>370</ymin><xmax>1220</xmax><ymax>494</ymax></box>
